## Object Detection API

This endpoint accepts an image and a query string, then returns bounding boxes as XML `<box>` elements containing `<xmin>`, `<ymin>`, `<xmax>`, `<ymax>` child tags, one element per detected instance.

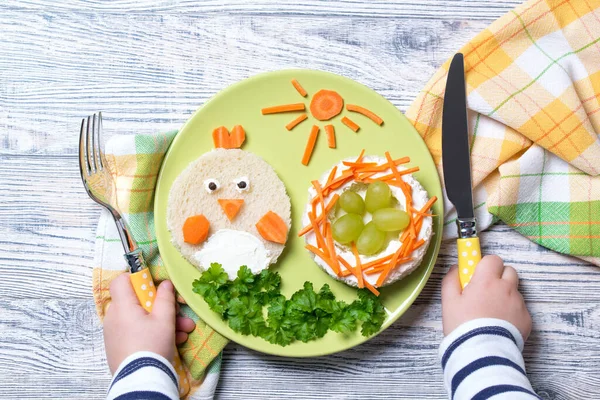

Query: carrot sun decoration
<box><xmin>261</xmin><ymin>79</ymin><xmax>384</xmax><ymax>165</ymax></box>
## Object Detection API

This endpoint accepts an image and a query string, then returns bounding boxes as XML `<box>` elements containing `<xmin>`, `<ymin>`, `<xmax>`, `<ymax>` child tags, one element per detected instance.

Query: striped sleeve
<box><xmin>106</xmin><ymin>351</ymin><xmax>180</xmax><ymax>400</ymax></box>
<box><xmin>439</xmin><ymin>318</ymin><xmax>539</xmax><ymax>400</ymax></box>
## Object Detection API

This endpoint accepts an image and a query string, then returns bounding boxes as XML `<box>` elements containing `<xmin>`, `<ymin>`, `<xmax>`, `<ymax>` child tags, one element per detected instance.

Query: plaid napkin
<box><xmin>406</xmin><ymin>0</ymin><xmax>600</xmax><ymax>265</ymax></box>
<box><xmin>93</xmin><ymin>133</ymin><xmax>228</xmax><ymax>399</ymax></box>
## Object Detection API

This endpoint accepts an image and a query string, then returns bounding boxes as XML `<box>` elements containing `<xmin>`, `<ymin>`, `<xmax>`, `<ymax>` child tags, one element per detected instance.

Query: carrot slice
<box><xmin>346</xmin><ymin>104</ymin><xmax>384</xmax><ymax>125</ymax></box>
<box><xmin>285</xmin><ymin>114</ymin><xmax>308</xmax><ymax>131</ymax></box>
<box><xmin>230</xmin><ymin>125</ymin><xmax>246</xmax><ymax>148</ymax></box>
<box><xmin>302</xmin><ymin>125</ymin><xmax>320</xmax><ymax>166</ymax></box>
<box><xmin>325</xmin><ymin>124</ymin><xmax>336</xmax><ymax>148</ymax></box>
<box><xmin>182</xmin><ymin>215</ymin><xmax>210</xmax><ymax>245</ymax></box>
<box><xmin>310</xmin><ymin>89</ymin><xmax>344</xmax><ymax>121</ymax></box>
<box><xmin>291</xmin><ymin>79</ymin><xmax>308</xmax><ymax>97</ymax></box>
<box><xmin>323</xmin><ymin>170</ymin><xmax>353</xmax><ymax>192</ymax></box>
<box><xmin>351</xmin><ymin>243</ymin><xmax>365</xmax><ymax>289</ymax></box>
<box><xmin>256</xmin><ymin>211</ymin><xmax>288</xmax><ymax>244</ymax></box>
<box><xmin>212</xmin><ymin>126</ymin><xmax>230</xmax><ymax>149</ymax></box>
<box><xmin>297</xmin><ymin>194</ymin><xmax>339</xmax><ymax>236</ymax></box>
<box><xmin>342</xmin><ymin>116</ymin><xmax>360</xmax><ymax>132</ymax></box>
<box><xmin>262</xmin><ymin>103</ymin><xmax>306</xmax><ymax>114</ymax></box>
<box><xmin>218</xmin><ymin>199</ymin><xmax>244</xmax><ymax>221</ymax></box>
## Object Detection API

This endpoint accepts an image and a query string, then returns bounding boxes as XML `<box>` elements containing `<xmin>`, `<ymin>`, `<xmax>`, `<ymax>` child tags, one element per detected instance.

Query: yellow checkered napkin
<box><xmin>406</xmin><ymin>0</ymin><xmax>600</xmax><ymax>265</ymax></box>
<box><xmin>93</xmin><ymin>133</ymin><xmax>227</xmax><ymax>399</ymax></box>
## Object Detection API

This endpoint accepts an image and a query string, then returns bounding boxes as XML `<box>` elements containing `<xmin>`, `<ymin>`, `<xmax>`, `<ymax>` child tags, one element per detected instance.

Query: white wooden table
<box><xmin>1</xmin><ymin>1</ymin><xmax>599</xmax><ymax>399</ymax></box>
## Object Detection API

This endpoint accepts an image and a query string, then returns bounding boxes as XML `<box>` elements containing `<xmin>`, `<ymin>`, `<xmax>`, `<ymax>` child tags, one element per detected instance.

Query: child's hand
<box><xmin>441</xmin><ymin>255</ymin><xmax>532</xmax><ymax>340</ymax></box>
<box><xmin>103</xmin><ymin>274</ymin><xmax>196</xmax><ymax>374</ymax></box>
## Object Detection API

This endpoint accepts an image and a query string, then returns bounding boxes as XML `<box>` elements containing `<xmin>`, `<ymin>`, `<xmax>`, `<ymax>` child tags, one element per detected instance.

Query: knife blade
<box><xmin>442</xmin><ymin>53</ymin><xmax>481</xmax><ymax>288</ymax></box>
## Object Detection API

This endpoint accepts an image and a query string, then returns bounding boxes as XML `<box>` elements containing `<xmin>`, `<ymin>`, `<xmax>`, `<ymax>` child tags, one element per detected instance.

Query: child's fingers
<box><xmin>176</xmin><ymin>332</ymin><xmax>189</xmax><ymax>345</ymax></box>
<box><xmin>109</xmin><ymin>273</ymin><xmax>140</xmax><ymax>306</ymax></box>
<box><xmin>470</xmin><ymin>255</ymin><xmax>505</xmax><ymax>283</ymax></box>
<box><xmin>151</xmin><ymin>280</ymin><xmax>176</xmax><ymax>324</ymax></box>
<box><xmin>442</xmin><ymin>265</ymin><xmax>462</xmax><ymax>300</ymax></box>
<box><xmin>501</xmin><ymin>265</ymin><xmax>519</xmax><ymax>287</ymax></box>
<box><xmin>176</xmin><ymin>316</ymin><xmax>196</xmax><ymax>333</ymax></box>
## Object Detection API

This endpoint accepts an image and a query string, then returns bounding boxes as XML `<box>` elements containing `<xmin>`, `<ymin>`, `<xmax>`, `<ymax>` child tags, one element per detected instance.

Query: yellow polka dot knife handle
<box><xmin>457</xmin><ymin>237</ymin><xmax>481</xmax><ymax>288</ymax></box>
<box><xmin>130</xmin><ymin>268</ymin><xmax>190</xmax><ymax>397</ymax></box>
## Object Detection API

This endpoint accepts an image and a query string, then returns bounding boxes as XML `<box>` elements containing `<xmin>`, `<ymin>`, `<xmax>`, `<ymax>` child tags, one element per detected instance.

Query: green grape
<box><xmin>331</xmin><ymin>213</ymin><xmax>364</xmax><ymax>244</ymax></box>
<box><xmin>372</xmin><ymin>208</ymin><xmax>410</xmax><ymax>232</ymax></box>
<box><xmin>365</xmin><ymin>181</ymin><xmax>392</xmax><ymax>213</ymax></box>
<box><xmin>339</xmin><ymin>191</ymin><xmax>365</xmax><ymax>215</ymax></box>
<box><xmin>356</xmin><ymin>222</ymin><xmax>386</xmax><ymax>255</ymax></box>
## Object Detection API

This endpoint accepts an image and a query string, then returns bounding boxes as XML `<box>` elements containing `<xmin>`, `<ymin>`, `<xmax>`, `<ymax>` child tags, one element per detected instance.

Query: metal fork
<box><xmin>79</xmin><ymin>112</ymin><xmax>145</xmax><ymax>270</ymax></box>
<box><xmin>78</xmin><ymin>113</ymin><xmax>190</xmax><ymax>397</ymax></box>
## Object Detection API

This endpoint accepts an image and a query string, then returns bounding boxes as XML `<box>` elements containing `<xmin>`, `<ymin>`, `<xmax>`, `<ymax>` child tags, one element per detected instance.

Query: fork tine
<box><xmin>79</xmin><ymin>118</ymin><xmax>91</xmax><ymax>176</ymax></box>
<box><xmin>86</xmin><ymin>115</ymin><xmax>94</xmax><ymax>173</ymax></box>
<box><xmin>91</xmin><ymin>114</ymin><xmax>98</xmax><ymax>172</ymax></box>
<box><xmin>96</xmin><ymin>112</ymin><xmax>104</xmax><ymax>170</ymax></box>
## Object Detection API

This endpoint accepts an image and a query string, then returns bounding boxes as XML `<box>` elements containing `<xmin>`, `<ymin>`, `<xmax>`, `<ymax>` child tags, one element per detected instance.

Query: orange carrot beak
<box><xmin>218</xmin><ymin>199</ymin><xmax>244</xmax><ymax>221</ymax></box>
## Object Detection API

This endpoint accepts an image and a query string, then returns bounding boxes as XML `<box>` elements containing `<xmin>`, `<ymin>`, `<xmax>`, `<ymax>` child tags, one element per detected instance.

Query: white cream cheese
<box><xmin>193</xmin><ymin>229</ymin><xmax>273</xmax><ymax>279</ymax></box>
<box><xmin>303</xmin><ymin>156</ymin><xmax>433</xmax><ymax>287</ymax></box>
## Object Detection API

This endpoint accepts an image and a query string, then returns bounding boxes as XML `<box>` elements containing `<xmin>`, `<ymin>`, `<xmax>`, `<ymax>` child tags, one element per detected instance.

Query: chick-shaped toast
<box><xmin>167</xmin><ymin>126</ymin><xmax>291</xmax><ymax>279</ymax></box>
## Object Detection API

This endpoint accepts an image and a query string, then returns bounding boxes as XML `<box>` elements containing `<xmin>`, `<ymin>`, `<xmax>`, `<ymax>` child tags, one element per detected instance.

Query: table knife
<box><xmin>442</xmin><ymin>53</ymin><xmax>482</xmax><ymax>288</ymax></box>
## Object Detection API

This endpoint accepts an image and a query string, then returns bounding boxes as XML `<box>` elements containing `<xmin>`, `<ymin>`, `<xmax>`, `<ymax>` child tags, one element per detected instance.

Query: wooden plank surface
<box><xmin>1</xmin><ymin>1</ymin><xmax>599</xmax><ymax>399</ymax></box>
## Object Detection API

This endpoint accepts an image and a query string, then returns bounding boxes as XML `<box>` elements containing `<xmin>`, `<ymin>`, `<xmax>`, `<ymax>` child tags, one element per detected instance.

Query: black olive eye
<box><xmin>203</xmin><ymin>179</ymin><xmax>220</xmax><ymax>193</ymax></box>
<box><xmin>234</xmin><ymin>177</ymin><xmax>250</xmax><ymax>192</ymax></box>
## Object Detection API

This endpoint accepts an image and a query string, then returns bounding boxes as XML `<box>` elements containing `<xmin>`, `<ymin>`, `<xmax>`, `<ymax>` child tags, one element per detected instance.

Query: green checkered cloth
<box><xmin>93</xmin><ymin>132</ymin><xmax>228</xmax><ymax>399</ymax></box>
<box><xmin>406</xmin><ymin>0</ymin><xmax>600</xmax><ymax>265</ymax></box>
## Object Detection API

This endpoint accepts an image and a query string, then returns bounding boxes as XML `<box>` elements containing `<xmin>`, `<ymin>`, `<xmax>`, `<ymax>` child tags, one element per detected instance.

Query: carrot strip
<box><xmin>308</xmin><ymin>211</ymin><xmax>328</xmax><ymax>257</ymax></box>
<box><xmin>325</xmin><ymin>125</ymin><xmax>336</xmax><ymax>148</ymax></box>
<box><xmin>356</xmin><ymin>171</ymin><xmax>378</xmax><ymax>181</ymax></box>
<box><xmin>363</xmin><ymin>279</ymin><xmax>380</xmax><ymax>296</ymax></box>
<box><xmin>262</xmin><ymin>103</ymin><xmax>306</xmax><ymax>114</ymax></box>
<box><xmin>305</xmin><ymin>245</ymin><xmax>340</xmax><ymax>274</ymax></box>
<box><xmin>337</xmin><ymin>256</ymin><xmax>354</xmax><ymax>277</ymax></box>
<box><xmin>420</xmin><ymin>196</ymin><xmax>437</xmax><ymax>214</ymax></box>
<box><xmin>413</xmin><ymin>239</ymin><xmax>426</xmax><ymax>251</ymax></box>
<box><xmin>324</xmin><ymin>221</ymin><xmax>341</xmax><ymax>275</ymax></box>
<box><xmin>346</xmin><ymin>104</ymin><xmax>384</xmax><ymax>125</ymax></box>
<box><xmin>312</xmin><ymin>180</ymin><xmax>326</xmax><ymax>216</ymax></box>
<box><xmin>291</xmin><ymin>79</ymin><xmax>307</xmax><ymax>97</ymax></box>
<box><xmin>341</xmin><ymin>116</ymin><xmax>360</xmax><ymax>132</ymax></box>
<box><xmin>376</xmin><ymin>244</ymin><xmax>405</xmax><ymax>286</ymax></box>
<box><xmin>356</xmin><ymin>149</ymin><xmax>366</xmax><ymax>162</ymax></box>
<box><xmin>297</xmin><ymin>194</ymin><xmax>339</xmax><ymax>236</ymax></box>
<box><xmin>325</xmin><ymin>166</ymin><xmax>338</xmax><ymax>187</ymax></box>
<box><xmin>351</xmin><ymin>243</ymin><xmax>365</xmax><ymax>289</ymax></box>
<box><xmin>354</xmin><ymin>157</ymin><xmax>410</xmax><ymax>173</ymax></box>
<box><xmin>285</xmin><ymin>114</ymin><xmax>308</xmax><ymax>131</ymax></box>
<box><xmin>361</xmin><ymin>253</ymin><xmax>394</xmax><ymax>270</ymax></box>
<box><xmin>342</xmin><ymin>161</ymin><xmax>377</xmax><ymax>168</ymax></box>
<box><xmin>385</xmin><ymin>151</ymin><xmax>403</xmax><ymax>182</ymax></box>
<box><xmin>302</xmin><ymin>125</ymin><xmax>320</xmax><ymax>166</ymax></box>
<box><xmin>322</xmin><ymin>170</ymin><xmax>353</xmax><ymax>192</ymax></box>
<box><xmin>367</xmin><ymin>167</ymin><xmax>420</xmax><ymax>181</ymax></box>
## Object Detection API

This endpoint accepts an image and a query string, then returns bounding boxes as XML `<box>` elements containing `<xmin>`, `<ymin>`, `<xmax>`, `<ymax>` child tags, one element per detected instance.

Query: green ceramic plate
<box><xmin>155</xmin><ymin>69</ymin><xmax>443</xmax><ymax>357</ymax></box>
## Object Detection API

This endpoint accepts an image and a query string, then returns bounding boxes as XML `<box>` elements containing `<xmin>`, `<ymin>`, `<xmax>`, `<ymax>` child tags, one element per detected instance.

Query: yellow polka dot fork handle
<box><xmin>456</xmin><ymin>218</ymin><xmax>481</xmax><ymax>289</ymax></box>
<box><xmin>127</xmin><ymin>249</ymin><xmax>191</xmax><ymax>398</ymax></box>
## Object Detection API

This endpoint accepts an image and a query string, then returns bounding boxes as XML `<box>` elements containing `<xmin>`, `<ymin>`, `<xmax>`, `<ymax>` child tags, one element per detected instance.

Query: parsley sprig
<box><xmin>192</xmin><ymin>264</ymin><xmax>386</xmax><ymax>346</ymax></box>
